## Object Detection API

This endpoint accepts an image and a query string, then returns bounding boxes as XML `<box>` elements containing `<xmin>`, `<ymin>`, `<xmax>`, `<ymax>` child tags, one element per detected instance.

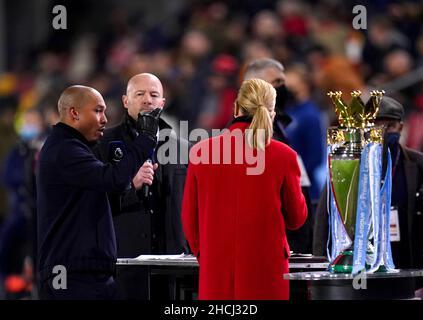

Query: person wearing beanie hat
<box><xmin>314</xmin><ymin>96</ymin><xmax>423</xmax><ymax>297</ymax></box>
<box><xmin>375</xmin><ymin>96</ymin><xmax>405</xmax><ymax>121</ymax></box>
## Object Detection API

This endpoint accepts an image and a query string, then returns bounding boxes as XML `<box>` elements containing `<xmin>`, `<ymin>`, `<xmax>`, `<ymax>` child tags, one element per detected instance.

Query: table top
<box><xmin>283</xmin><ymin>269</ymin><xmax>423</xmax><ymax>281</ymax></box>
<box><xmin>116</xmin><ymin>254</ymin><xmax>330</xmax><ymax>270</ymax></box>
<box><xmin>117</xmin><ymin>254</ymin><xmax>198</xmax><ymax>267</ymax></box>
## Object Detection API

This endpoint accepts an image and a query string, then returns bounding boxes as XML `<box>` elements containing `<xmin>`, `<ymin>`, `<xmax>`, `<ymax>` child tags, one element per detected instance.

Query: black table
<box><xmin>116</xmin><ymin>254</ymin><xmax>329</xmax><ymax>300</ymax></box>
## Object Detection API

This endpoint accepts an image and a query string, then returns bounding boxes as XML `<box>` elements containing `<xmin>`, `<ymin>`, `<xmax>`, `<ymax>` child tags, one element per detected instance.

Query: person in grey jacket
<box><xmin>96</xmin><ymin>73</ymin><xmax>190</xmax><ymax>299</ymax></box>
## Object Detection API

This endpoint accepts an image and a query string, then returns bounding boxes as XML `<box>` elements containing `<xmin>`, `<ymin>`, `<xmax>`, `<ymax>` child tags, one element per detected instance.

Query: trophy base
<box><xmin>328</xmin><ymin>249</ymin><xmax>353</xmax><ymax>273</ymax></box>
<box><xmin>375</xmin><ymin>265</ymin><xmax>388</xmax><ymax>273</ymax></box>
<box><xmin>328</xmin><ymin>246</ymin><xmax>388</xmax><ymax>273</ymax></box>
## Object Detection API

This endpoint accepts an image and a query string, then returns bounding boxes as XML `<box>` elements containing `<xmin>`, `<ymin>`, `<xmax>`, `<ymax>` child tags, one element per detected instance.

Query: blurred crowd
<box><xmin>1</xmin><ymin>0</ymin><xmax>423</xmax><ymax>298</ymax></box>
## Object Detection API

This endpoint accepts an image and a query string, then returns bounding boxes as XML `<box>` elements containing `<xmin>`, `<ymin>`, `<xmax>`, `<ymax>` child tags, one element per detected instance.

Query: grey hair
<box><xmin>244</xmin><ymin>58</ymin><xmax>285</xmax><ymax>80</ymax></box>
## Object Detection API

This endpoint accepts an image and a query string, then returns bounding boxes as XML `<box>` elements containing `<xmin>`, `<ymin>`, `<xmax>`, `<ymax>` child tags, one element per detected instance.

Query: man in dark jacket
<box><xmin>243</xmin><ymin>58</ymin><xmax>314</xmax><ymax>254</ymax></box>
<box><xmin>313</xmin><ymin>96</ymin><xmax>423</xmax><ymax>291</ymax></box>
<box><xmin>96</xmin><ymin>73</ymin><xmax>189</xmax><ymax>299</ymax></box>
<box><xmin>36</xmin><ymin>85</ymin><xmax>159</xmax><ymax>299</ymax></box>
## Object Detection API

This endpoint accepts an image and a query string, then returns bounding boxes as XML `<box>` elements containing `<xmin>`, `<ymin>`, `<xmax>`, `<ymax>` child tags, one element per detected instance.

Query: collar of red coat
<box><xmin>228</xmin><ymin>115</ymin><xmax>252</xmax><ymax>131</ymax></box>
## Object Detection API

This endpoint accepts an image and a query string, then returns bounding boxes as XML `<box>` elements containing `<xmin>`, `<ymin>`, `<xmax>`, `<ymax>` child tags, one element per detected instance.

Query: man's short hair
<box><xmin>57</xmin><ymin>85</ymin><xmax>97</xmax><ymax>116</ymax></box>
<box><xmin>244</xmin><ymin>58</ymin><xmax>284</xmax><ymax>80</ymax></box>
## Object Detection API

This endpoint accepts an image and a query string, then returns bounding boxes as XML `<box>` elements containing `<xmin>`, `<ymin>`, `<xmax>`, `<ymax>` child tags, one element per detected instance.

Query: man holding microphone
<box><xmin>37</xmin><ymin>85</ymin><xmax>160</xmax><ymax>299</ymax></box>
<box><xmin>96</xmin><ymin>73</ymin><xmax>189</xmax><ymax>299</ymax></box>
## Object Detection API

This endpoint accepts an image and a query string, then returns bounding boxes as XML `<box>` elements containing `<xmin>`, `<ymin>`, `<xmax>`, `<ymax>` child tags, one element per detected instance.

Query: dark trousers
<box><xmin>39</xmin><ymin>272</ymin><xmax>118</xmax><ymax>300</ymax></box>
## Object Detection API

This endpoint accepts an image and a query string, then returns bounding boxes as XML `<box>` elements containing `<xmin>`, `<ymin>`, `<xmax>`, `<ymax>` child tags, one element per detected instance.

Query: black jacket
<box><xmin>313</xmin><ymin>145</ymin><xmax>423</xmax><ymax>270</ymax></box>
<box><xmin>36</xmin><ymin>122</ymin><xmax>154</xmax><ymax>281</ymax></box>
<box><xmin>95</xmin><ymin>114</ymin><xmax>189</xmax><ymax>256</ymax></box>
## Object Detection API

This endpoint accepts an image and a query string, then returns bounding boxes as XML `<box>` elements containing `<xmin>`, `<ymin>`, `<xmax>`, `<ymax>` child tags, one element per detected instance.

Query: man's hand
<box><xmin>137</xmin><ymin>108</ymin><xmax>162</xmax><ymax>144</ymax></box>
<box><xmin>132</xmin><ymin>161</ymin><xmax>159</xmax><ymax>190</ymax></box>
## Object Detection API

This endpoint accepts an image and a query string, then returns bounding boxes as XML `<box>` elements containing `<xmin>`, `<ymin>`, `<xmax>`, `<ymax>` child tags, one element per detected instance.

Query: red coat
<box><xmin>182</xmin><ymin>121</ymin><xmax>307</xmax><ymax>300</ymax></box>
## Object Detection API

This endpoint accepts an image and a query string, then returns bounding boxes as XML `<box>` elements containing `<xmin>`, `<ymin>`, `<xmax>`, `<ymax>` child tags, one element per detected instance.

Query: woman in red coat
<box><xmin>182</xmin><ymin>79</ymin><xmax>307</xmax><ymax>300</ymax></box>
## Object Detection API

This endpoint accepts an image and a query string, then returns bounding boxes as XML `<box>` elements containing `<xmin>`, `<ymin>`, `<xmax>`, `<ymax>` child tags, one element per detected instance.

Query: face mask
<box><xmin>383</xmin><ymin>131</ymin><xmax>401</xmax><ymax>161</ymax></box>
<box><xmin>19</xmin><ymin>124</ymin><xmax>40</xmax><ymax>141</ymax></box>
<box><xmin>275</xmin><ymin>85</ymin><xmax>295</xmax><ymax>114</ymax></box>
<box><xmin>385</xmin><ymin>132</ymin><xmax>400</xmax><ymax>147</ymax></box>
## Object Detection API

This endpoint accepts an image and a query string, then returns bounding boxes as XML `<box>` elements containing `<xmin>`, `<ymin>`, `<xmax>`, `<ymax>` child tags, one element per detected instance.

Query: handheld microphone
<box><xmin>139</xmin><ymin>106</ymin><xmax>162</xmax><ymax>199</ymax></box>
<box><xmin>107</xmin><ymin>141</ymin><xmax>126</xmax><ymax>163</ymax></box>
<box><xmin>142</xmin><ymin>150</ymin><xmax>156</xmax><ymax>198</ymax></box>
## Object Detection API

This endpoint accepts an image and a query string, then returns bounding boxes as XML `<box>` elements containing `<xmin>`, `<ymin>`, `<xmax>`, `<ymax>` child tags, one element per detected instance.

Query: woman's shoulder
<box><xmin>268</xmin><ymin>139</ymin><xmax>297</xmax><ymax>159</ymax></box>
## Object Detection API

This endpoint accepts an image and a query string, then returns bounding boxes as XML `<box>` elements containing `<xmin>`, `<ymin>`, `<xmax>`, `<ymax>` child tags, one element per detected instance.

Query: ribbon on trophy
<box><xmin>326</xmin><ymin>147</ymin><xmax>352</xmax><ymax>262</ymax></box>
<box><xmin>366</xmin><ymin>147</ymin><xmax>395</xmax><ymax>272</ymax></box>
<box><xmin>380</xmin><ymin>150</ymin><xmax>396</xmax><ymax>270</ymax></box>
<box><xmin>352</xmin><ymin>143</ymin><xmax>372</xmax><ymax>274</ymax></box>
<box><xmin>367</xmin><ymin>143</ymin><xmax>382</xmax><ymax>272</ymax></box>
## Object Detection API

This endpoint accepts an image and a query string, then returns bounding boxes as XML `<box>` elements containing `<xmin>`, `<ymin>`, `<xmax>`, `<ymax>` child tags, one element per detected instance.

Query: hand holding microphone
<box><xmin>132</xmin><ymin>160</ymin><xmax>159</xmax><ymax>190</ymax></box>
<box><xmin>137</xmin><ymin>108</ymin><xmax>162</xmax><ymax>145</ymax></box>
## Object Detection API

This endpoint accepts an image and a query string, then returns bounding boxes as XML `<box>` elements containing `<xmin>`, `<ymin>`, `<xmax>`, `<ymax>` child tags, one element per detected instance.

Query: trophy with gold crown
<box><xmin>326</xmin><ymin>90</ymin><xmax>396</xmax><ymax>274</ymax></box>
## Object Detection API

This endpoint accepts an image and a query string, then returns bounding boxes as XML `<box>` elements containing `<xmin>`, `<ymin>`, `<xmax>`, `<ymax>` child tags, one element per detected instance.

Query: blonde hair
<box><xmin>235</xmin><ymin>79</ymin><xmax>276</xmax><ymax>150</ymax></box>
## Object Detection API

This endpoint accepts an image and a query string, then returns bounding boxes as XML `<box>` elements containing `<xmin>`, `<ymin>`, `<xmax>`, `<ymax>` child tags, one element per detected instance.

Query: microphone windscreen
<box><xmin>108</xmin><ymin>141</ymin><xmax>126</xmax><ymax>163</ymax></box>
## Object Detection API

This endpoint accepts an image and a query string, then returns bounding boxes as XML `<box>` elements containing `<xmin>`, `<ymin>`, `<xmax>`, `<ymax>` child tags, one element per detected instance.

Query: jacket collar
<box><xmin>55</xmin><ymin>122</ymin><xmax>92</xmax><ymax>146</ymax></box>
<box><xmin>228</xmin><ymin>115</ymin><xmax>252</xmax><ymax>131</ymax></box>
<box><xmin>229</xmin><ymin>115</ymin><xmax>252</xmax><ymax>124</ymax></box>
<box><xmin>123</xmin><ymin>112</ymin><xmax>138</xmax><ymax>139</ymax></box>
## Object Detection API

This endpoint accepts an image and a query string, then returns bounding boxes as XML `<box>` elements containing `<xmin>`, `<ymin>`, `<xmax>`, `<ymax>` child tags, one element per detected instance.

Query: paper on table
<box><xmin>290</xmin><ymin>253</ymin><xmax>313</xmax><ymax>257</ymax></box>
<box><xmin>134</xmin><ymin>253</ymin><xmax>197</xmax><ymax>260</ymax></box>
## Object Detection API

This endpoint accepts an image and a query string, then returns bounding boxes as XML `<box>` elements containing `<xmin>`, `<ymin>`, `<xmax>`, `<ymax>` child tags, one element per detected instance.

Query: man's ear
<box><xmin>161</xmin><ymin>97</ymin><xmax>166</xmax><ymax>108</ymax></box>
<box><xmin>122</xmin><ymin>95</ymin><xmax>128</xmax><ymax>109</ymax></box>
<box><xmin>398</xmin><ymin>121</ymin><xmax>403</xmax><ymax>133</ymax></box>
<box><xmin>70</xmin><ymin>107</ymin><xmax>79</xmax><ymax>121</ymax></box>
